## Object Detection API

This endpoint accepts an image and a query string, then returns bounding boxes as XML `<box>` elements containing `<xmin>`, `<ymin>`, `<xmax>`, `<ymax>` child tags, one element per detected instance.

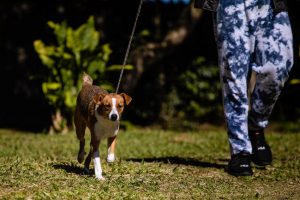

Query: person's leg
<box><xmin>215</xmin><ymin>0</ymin><xmax>257</xmax><ymax>176</ymax></box>
<box><xmin>248</xmin><ymin>8</ymin><xmax>293</xmax><ymax>166</ymax></box>
<box><xmin>216</xmin><ymin>0</ymin><xmax>254</xmax><ymax>156</ymax></box>
<box><xmin>249</xmin><ymin>10</ymin><xmax>293</xmax><ymax>131</ymax></box>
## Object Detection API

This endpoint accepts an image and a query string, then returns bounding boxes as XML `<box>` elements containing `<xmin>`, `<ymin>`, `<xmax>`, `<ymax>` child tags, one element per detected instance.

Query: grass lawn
<box><xmin>0</xmin><ymin>127</ymin><xmax>299</xmax><ymax>199</ymax></box>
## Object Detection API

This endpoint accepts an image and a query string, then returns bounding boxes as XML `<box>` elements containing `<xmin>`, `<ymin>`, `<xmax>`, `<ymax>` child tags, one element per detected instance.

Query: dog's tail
<box><xmin>82</xmin><ymin>72</ymin><xmax>93</xmax><ymax>85</ymax></box>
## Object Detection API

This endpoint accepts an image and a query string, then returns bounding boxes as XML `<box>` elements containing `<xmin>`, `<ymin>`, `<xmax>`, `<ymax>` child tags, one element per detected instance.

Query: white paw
<box><xmin>107</xmin><ymin>153</ymin><xmax>115</xmax><ymax>163</ymax></box>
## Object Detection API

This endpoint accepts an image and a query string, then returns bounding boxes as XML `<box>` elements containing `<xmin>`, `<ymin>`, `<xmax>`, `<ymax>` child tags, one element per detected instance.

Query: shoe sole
<box><xmin>229</xmin><ymin>171</ymin><xmax>253</xmax><ymax>176</ymax></box>
<box><xmin>252</xmin><ymin>160</ymin><xmax>272</xmax><ymax>166</ymax></box>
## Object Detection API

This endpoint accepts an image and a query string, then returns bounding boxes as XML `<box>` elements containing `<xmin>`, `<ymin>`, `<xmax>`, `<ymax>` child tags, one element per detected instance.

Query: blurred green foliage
<box><xmin>159</xmin><ymin>57</ymin><xmax>223</xmax><ymax>129</ymax></box>
<box><xmin>33</xmin><ymin>16</ymin><xmax>132</xmax><ymax>132</ymax></box>
<box><xmin>178</xmin><ymin>57</ymin><xmax>222</xmax><ymax>119</ymax></box>
<box><xmin>288</xmin><ymin>46</ymin><xmax>300</xmax><ymax>86</ymax></box>
<box><xmin>1</xmin><ymin>1</ymin><xmax>299</xmax><ymax>132</ymax></box>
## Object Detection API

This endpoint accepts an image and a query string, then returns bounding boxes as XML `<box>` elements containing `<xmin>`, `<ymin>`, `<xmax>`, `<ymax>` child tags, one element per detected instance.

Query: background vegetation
<box><xmin>0</xmin><ymin>1</ymin><xmax>299</xmax><ymax>198</ymax></box>
<box><xmin>0</xmin><ymin>0</ymin><xmax>299</xmax><ymax>132</ymax></box>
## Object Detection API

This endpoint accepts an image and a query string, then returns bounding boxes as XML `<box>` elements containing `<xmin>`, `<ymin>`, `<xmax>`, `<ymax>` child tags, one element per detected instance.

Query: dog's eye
<box><xmin>118</xmin><ymin>104</ymin><xmax>124</xmax><ymax>108</ymax></box>
<box><xmin>104</xmin><ymin>104</ymin><xmax>111</xmax><ymax>109</ymax></box>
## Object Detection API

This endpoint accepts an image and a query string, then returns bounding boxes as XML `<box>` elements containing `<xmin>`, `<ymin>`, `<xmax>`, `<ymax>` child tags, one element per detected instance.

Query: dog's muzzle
<box><xmin>109</xmin><ymin>113</ymin><xmax>118</xmax><ymax>121</ymax></box>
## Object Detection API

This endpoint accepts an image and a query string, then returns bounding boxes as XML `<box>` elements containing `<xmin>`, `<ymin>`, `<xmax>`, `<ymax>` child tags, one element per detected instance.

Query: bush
<box><xmin>159</xmin><ymin>57</ymin><xmax>223</xmax><ymax>129</ymax></box>
<box><xmin>33</xmin><ymin>16</ymin><xmax>132</xmax><ymax>133</ymax></box>
<box><xmin>178</xmin><ymin>57</ymin><xmax>222</xmax><ymax>119</ymax></box>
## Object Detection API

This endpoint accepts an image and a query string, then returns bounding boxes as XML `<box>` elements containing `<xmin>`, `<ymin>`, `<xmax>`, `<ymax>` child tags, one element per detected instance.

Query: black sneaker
<box><xmin>228</xmin><ymin>152</ymin><xmax>253</xmax><ymax>176</ymax></box>
<box><xmin>249</xmin><ymin>130</ymin><xmax>272</xmax><ymax>166</ymax></box>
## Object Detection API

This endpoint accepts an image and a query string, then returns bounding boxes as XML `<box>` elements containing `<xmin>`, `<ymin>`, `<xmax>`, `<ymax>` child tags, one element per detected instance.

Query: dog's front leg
<box><xmin>92</xmin><ymin>140</ymin><xmax>105</xmax><ymax>180</ymax></box>
<box><xmin>107</xmin><ymin>136</ymin><xmax>116</xmax><ymax>163</ymax></box>
<box><xmin>93</xmin><ymin>150</ymin><xmax>104</xmax><ymax>180</ymax></box>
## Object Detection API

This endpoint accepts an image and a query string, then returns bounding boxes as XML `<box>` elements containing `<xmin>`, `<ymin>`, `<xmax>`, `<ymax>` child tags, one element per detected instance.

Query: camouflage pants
<box><xmin>215</xmin><ymin>0</ymin><xmax>293</xmax><ymax>155</ymax></box>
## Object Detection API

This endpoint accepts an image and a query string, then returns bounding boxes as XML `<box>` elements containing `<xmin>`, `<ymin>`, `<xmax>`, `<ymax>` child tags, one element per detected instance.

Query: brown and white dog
<box><xmin>74</xmin><ymin>73</ymin><xmax>132</xmax><ymax>180</ymax></box>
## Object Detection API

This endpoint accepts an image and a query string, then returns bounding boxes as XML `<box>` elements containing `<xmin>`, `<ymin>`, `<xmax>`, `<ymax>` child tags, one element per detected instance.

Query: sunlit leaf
<box><xmin>33</xmin><ymin>40</ymin><xmax>56</xmax><ymax>67</ymax></box>
<box><xmin>290</xmin><ymin>79</ymin><xmax>300</xmax><ymax>85</ymax></box>
<box><xmin>107</xmin><ymin>65</ymin><xmax>134</xmax><ymax>71</ymax></box>
<box><xmin>48</xmin><ymin>20</ymin><xmax>67</xmax><ymax>45</ymax></box>
<box><xmin>42</xmin><ymin>82</ymin><xmax>61</xmax><ymax>93</ymax></box>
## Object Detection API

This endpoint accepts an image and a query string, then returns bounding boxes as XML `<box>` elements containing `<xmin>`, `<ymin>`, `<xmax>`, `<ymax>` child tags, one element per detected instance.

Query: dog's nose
<box><xmin>110</xmin><ymin>114</ymin><xmax>118</xmax><ymax>121</ymax></box>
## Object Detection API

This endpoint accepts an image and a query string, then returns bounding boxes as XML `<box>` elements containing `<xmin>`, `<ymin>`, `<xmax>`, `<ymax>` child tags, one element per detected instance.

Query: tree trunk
<box><xmin>121</xmin><ymin>3</ymin><xmax>204</xmax><ymax>93</ymax></box>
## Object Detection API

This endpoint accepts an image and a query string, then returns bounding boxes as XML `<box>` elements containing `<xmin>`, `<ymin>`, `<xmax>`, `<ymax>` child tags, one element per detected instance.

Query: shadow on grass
<box><xmin>51</xmin><ymin>157</ymin><xmax>228</xmax><ymax>175</ymax></box>
<box><xmin>126</xmin><ymin>156</ymin><xmax>227</xmax><ymax>169</ymax></box>
<box><xmin>51</xmin><ymin>162</ymin><xmax>87</xmax><ymax>175</ymax></box>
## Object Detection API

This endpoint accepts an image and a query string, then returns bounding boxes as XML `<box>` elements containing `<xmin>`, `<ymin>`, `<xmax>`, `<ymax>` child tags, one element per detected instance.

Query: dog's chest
<box><xmin>94</xmin><ymin>115</ymin><xmax>119</xmax><ymax>139</ymax></box>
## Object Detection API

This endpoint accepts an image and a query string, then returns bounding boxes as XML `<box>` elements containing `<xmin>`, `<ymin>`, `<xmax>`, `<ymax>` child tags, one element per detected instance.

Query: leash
<box><xmin>115</xmin><ymin>0</ymin><xmax>144</xmax><ymax>94</ymax></box>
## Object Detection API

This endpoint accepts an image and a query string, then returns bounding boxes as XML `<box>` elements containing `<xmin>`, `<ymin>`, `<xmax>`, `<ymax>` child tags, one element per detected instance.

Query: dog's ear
<box><xmin>120</xmin><ymin>93</ymin><xmax>132</xmax><ymax>105</ymax></box>
<box><xmin>93</xmin><ymin>94</ymin><xmax>106</xmax><ymax>105</ymax></box>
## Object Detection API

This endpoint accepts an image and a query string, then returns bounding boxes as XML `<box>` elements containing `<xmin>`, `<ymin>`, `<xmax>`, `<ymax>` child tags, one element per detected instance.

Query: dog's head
<box><xmin>93</xmin><ymin>93</ymin><xmax>132</xmax><ymax>121</ymax></box>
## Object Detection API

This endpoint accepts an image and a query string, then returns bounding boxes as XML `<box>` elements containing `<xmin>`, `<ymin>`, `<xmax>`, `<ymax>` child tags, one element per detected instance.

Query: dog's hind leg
<box><xmin>77</xmin><ymin>139</ymin><xmax>86</xmax><ymax>164</ymax></box>
<box><xmin>75</xmin><ymin>116</ymin><xmax>86</xmax><ymax>163</ymax></box>
<box><xmin>83</xmin><ymin>143</ymin><xmax>92</xmax><ymax>174</ymax></box>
